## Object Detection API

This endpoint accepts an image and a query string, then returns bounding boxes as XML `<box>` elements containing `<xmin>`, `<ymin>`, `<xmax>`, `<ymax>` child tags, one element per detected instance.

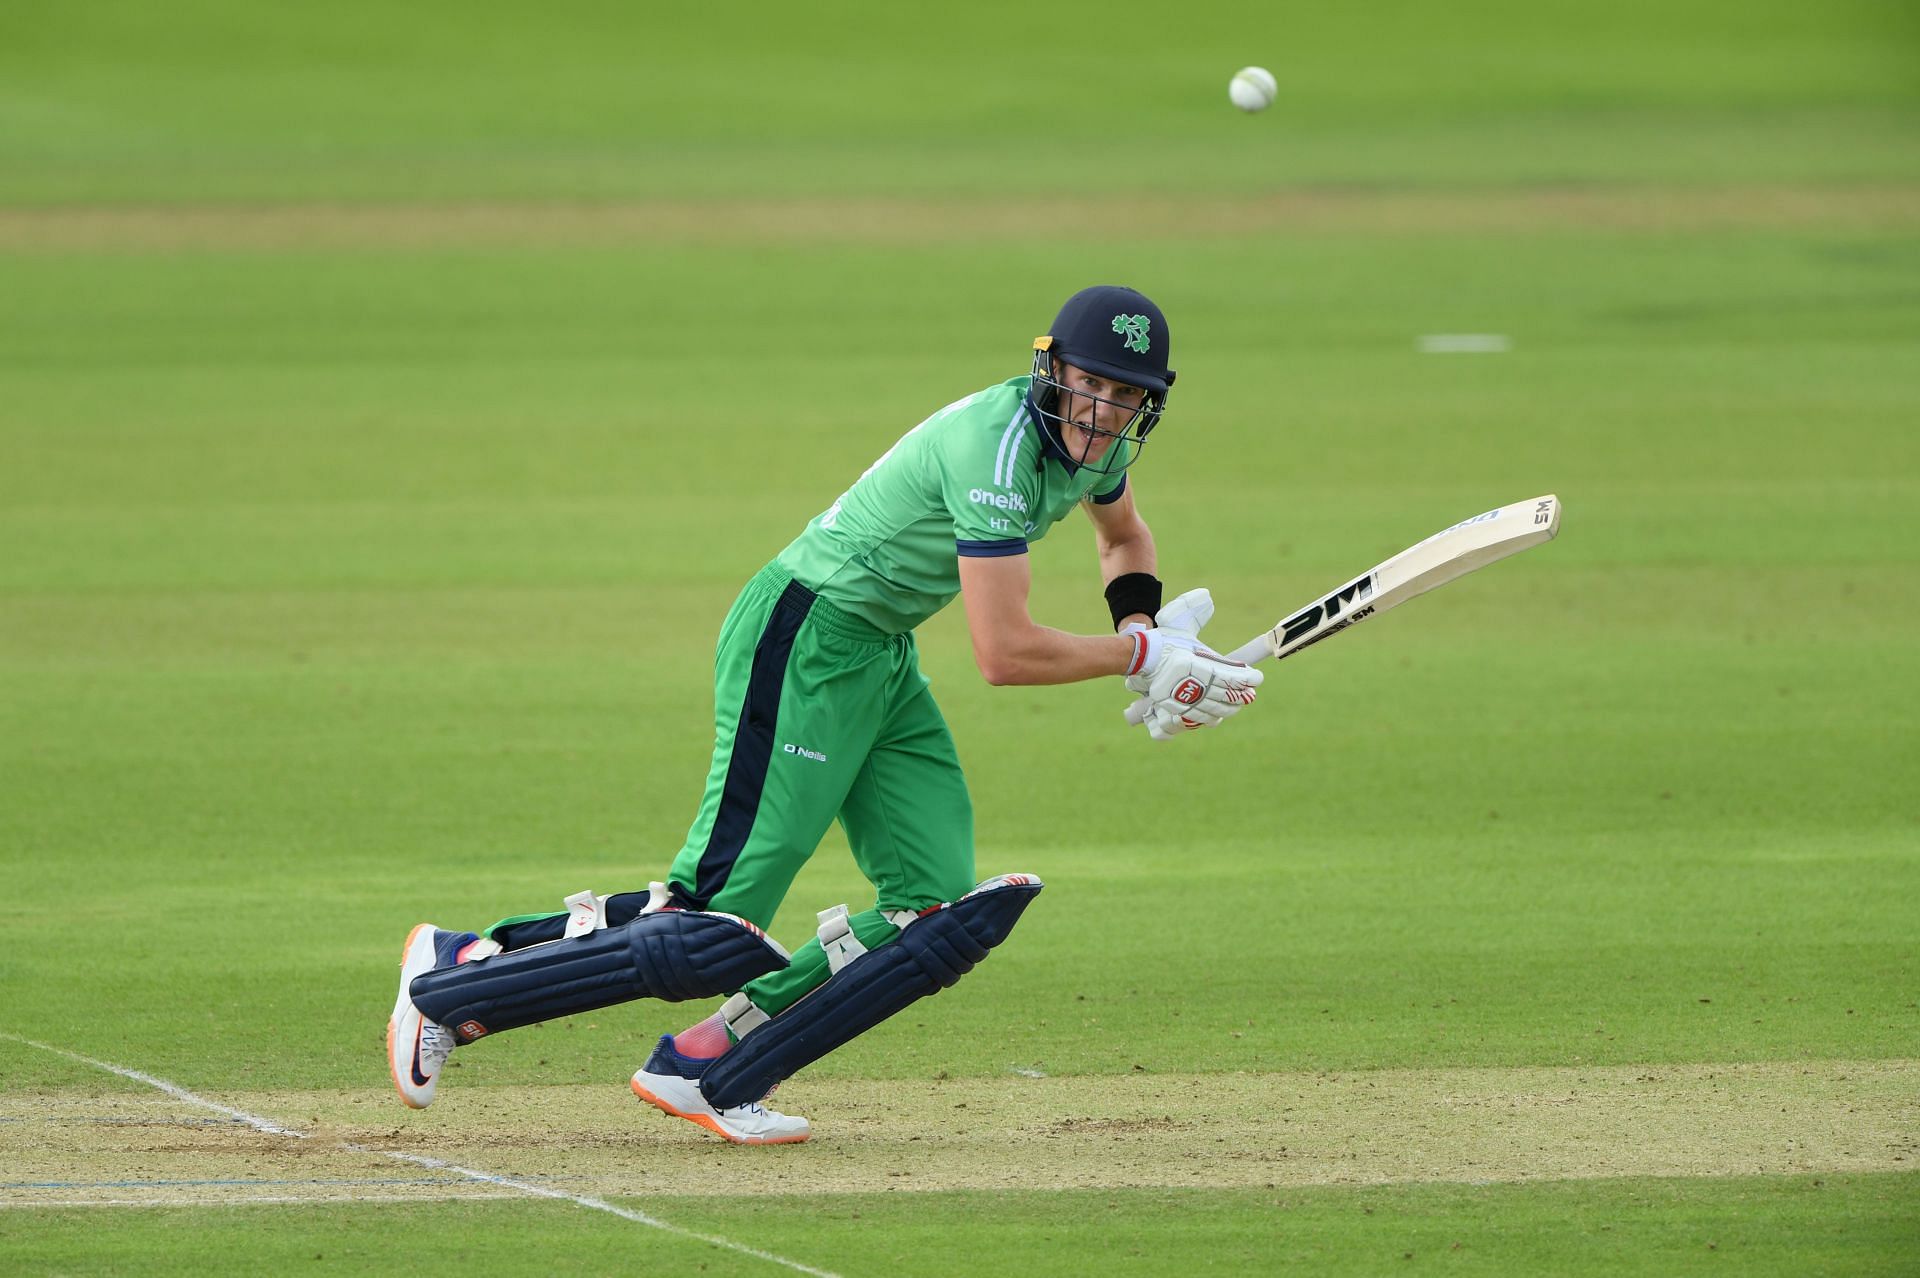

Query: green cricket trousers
<box><xmin>484</xmin><ymin>564</ymin><xmax>976</xmax><ymax>1014</ymax></box>
<box><xmin>664</xmin><ymin>563</ymin><xmax>977</xmax><ymax>1014</ymax></box>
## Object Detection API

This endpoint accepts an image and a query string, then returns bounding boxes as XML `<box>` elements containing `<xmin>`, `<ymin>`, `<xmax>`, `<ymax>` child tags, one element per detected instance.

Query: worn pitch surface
<box><xmin>6</xmin><ymin>1061</ymin><xmax>1915</xmax><ymax>1208</ymax></box>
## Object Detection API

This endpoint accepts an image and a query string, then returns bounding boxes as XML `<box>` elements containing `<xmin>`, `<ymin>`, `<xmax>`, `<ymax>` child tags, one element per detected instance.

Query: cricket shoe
<box><xmin>386</xmin><ymin>923</ymin><xmax>496</xmax><ymax>1109</ymax></box>
<box><xmin>629</xmin><ymin>1035</ymin><xmax>810</xmax><ymax>1145</ymax></box>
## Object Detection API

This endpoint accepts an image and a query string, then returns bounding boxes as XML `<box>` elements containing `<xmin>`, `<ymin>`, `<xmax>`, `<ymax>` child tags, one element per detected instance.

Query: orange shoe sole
<box><xmin>630</xmin><ymin>1076</ymin><xmax>809</xmax><ymax>1145</ymax></box>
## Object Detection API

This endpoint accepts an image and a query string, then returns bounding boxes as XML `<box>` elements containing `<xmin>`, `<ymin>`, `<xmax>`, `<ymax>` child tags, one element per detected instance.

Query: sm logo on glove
<box><xmin>1172</xmin><ymin>677</ymin><xmax>1206</xmax><ymax>706</ymax></box>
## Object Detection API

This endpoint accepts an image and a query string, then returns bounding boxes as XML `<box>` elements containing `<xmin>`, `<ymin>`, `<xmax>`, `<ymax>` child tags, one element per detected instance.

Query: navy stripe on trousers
<box><xmin>690</xmin><ymin>580</ymin><xmax>816</xmax><ymax>907</ymax></box>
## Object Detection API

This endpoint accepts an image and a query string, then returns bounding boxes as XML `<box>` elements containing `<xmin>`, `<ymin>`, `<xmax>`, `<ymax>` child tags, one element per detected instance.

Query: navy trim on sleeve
<box><xmin>1090</xmin><ymin>474</ymin><xmax>1128</xmax><ymax>505</ymax></box>
<box><xmin>955</xmin><ymin>538</ymin><xmax>1030</xmax><ymax>558</ymax></box>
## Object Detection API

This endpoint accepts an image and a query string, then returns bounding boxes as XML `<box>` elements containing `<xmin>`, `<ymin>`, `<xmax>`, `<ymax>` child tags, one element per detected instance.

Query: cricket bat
<box><xmin>1126</xmin><ymin>494</ymin><xmax>1561</xmax><ymax>725</ymax></box>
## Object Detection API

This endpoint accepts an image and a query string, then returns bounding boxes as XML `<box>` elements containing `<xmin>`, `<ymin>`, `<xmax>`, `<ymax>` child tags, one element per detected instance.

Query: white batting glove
<box><xmin>1119</xmin><ymin>587</ymin><xmax>1216</xmax><ymax>699</ymax></box>
<box><xmin>1129</xmin><ymin>644</ymin><xmax>1263</xmax><ymax>739</ymax></box>
<box><xmin>1152</xmin><ymin>586</ymin><xmax>1215</xmax><ymax>638</ymax></box>
<box><xmin>1120</xmin><ymin>590</ymin><xmax>1263</xmax><ymax>741</ymax></box>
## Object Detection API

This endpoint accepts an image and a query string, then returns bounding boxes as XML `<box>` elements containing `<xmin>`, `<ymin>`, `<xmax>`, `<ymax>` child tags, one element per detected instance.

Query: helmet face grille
<box><xmin>1027</xmin><ymin>347</ymin><xmax>1164</xmax><ymax>477</ymax></box>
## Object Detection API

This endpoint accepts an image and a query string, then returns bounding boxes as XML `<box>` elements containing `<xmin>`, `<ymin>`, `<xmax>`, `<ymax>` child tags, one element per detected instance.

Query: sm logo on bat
<box><xmin>1279</xmin><ymin>575</ymin><xmax>1377</xmax><ymax>646</ymax></box>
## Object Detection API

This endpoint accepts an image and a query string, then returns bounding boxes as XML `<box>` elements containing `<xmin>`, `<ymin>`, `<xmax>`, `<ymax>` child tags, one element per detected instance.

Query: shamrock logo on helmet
<box><xmin>1111</xmin><ymin>313</ymin><xmax>1152</xmax><ymax>355</ymax></box>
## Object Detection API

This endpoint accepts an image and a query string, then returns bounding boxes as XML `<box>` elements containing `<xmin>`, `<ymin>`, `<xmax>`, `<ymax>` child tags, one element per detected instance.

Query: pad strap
<box><xmin>817</xmin><ymin>905</ymin><xmax>918</xmax><ymax>975</ymax></box>
<box><xmin>816</xmin><ymin>905</ymin><xmax>865</xmax><ymax>975</ymax></box>
<box><xmin>721</xmin><ymin>991</ymin><xmax>771</xmax><ymax>1039</ymax></box>
<box><xmin>562</xmin><ymin>890</ymin><xmax>608</xmax><ymax>938</ymax></box>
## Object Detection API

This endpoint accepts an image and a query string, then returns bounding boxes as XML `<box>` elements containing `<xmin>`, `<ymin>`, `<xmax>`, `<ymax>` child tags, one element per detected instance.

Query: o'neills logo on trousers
<box><xmin>783</xmin><ymin>744</ymin><xmax>827</xmax><ymax>762</ymax></box>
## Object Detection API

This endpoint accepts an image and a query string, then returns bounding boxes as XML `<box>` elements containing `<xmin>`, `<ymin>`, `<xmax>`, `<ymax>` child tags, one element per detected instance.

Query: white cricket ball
<box><xmin>1228</xmin><ymin>65</ymin><xmax>1277</xmax><ymax>113</ymax></box>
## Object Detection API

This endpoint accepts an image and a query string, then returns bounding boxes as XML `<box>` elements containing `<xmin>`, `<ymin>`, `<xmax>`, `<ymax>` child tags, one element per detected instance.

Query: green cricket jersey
<box><xmin>774</xmin><ymin>376</ymin><xmax>1129</xmax><ymax>635</ymax></box>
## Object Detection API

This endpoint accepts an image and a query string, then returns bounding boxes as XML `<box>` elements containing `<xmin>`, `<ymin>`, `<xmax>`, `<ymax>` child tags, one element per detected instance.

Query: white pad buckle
<box><xmin>640</xmin><ymin>881</ymin><xmax>673</xmax><ymax>915</ymax></box>
<box><xmin>562</xmin><ymin>890</ymin><xmax>609</xmax><ymax>938</ymax></box>
<box><xmin>817</xmin><ymin>904</ymin><xmax>868</xmax><ymax>975</ymax></box>
<box><xmin>721</xmin><ymin>991</ymin><xmax>771</xmax><ymax>1040</ymax></box>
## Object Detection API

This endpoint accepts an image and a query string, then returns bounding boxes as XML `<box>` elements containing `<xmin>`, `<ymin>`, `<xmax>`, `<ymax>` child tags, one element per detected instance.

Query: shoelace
<box><xmin>418</xmin><ymin>1023</ymin><xmax>455</xmax><ymax>1069</ymax></box>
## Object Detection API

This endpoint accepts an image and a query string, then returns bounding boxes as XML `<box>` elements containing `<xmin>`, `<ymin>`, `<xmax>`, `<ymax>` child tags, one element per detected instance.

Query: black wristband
<box><xmin>1105</xmin><ymin>572</ymin><xmax>1164</xmax><ymax>630</ymax></box>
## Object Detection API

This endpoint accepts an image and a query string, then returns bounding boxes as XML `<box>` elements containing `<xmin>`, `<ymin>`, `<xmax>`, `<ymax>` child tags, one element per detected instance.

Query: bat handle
<box><xmin>1225</xmin><ymin>636</ymin><xmax>1273</xmax><ymax>665</ymax></box>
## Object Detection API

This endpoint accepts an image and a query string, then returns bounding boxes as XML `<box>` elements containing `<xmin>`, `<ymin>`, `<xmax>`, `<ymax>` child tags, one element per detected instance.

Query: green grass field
<box><xmin>3</xmin><ymin>2</ymin><xmax>1917</xmax><ymax>1273</ymax></box>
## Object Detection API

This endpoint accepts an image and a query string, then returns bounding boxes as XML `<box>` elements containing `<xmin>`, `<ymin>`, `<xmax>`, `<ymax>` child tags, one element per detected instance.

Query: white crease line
<box><xmin>2</xmin><ymin>1041</ymin><xmax>309</xmax><ymax>1137</ymax></box>
<box><xmin>1</xmin><ymin>1034</ymin><xmax>840</xmax><ymax>1278</ymax></box>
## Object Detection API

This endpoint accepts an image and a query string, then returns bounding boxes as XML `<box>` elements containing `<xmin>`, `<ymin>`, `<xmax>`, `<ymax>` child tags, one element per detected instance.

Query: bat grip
<box><xmin>1224</xmin><ymin>637</ymin><xmax>1271</xmax><ymax>665</ymax></box>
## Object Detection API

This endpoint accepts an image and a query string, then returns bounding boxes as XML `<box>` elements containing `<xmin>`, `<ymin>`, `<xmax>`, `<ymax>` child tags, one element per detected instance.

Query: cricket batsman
<box><xmin>386</xmin><ymin>285</ymin><xmax>1264</xmax><ymax>1142</ymax></box>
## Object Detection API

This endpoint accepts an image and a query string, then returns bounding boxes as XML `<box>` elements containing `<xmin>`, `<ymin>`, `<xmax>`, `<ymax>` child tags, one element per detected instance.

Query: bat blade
<box><xmin>1124</xmin><ymin>494</ymin><xmax>1560</xmax><ymax>727</ymax></box>
<box><xmin>1226</xmin><ymin>493</ymin><xmax>1561</xmax><ymax>665</ymax></box>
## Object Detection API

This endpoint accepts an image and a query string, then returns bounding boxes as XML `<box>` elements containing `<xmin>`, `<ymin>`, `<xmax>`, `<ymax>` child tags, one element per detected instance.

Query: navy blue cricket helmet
<box><xmin>1028</xmin><ymin>285</ymin><xmax>1175</xmax><ymax>475</ymax></box>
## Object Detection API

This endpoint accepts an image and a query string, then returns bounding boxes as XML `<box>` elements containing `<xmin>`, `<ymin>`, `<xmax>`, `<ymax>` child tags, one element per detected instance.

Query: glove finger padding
<box><xmin>1126</xmin><ymin>661</ymin><xmax>1242</xmax><ymax>700</ymax></box>
<box><xmin>1143</xmin><ymin>646</ymin><xmax>1263</xmax><ymax>710</ymax></box>
<box><xmin>1175</xmin><ymin>699</ymin><xmax>1235</xmax><ymax>727</ymax></box>
<box><xmin>1147</xmin><ymin>710</ymin><xmax>1199</xmax><ymax>741</ymax></box>
<box><xmin>1154</xmin><ymin>588</ymin><xmax>1215</xmax><ymax>638</ymax></box>
<box><xmin>1147</xmin><ymin>710</ymin><xmax>1229</xmax><ymax>741</ymax></box>
<box><xmin>1147</xmin><ymin>689</ymin><xmax>1248</xmax><ymax>734</ymax></box>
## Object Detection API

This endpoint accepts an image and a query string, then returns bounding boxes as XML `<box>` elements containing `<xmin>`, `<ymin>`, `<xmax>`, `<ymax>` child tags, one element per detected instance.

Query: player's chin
<box><xmin>1072</xmin><ymin>434</ymin><xmax>1115</xmax><ymax>463</ymax></box>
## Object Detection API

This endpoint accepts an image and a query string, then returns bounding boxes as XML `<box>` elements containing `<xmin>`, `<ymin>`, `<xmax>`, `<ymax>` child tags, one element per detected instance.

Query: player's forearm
<box><xmin>973</xmin><ymin>624</ymin><xmax>1135</xmax><ymax>687</ymax></box>
<box><xmin>1097</xmin><ymin>519</ymin><xmax>1156</xmax><ymax>584</ymax></box>
<box><xmin>1096</xmin><ymin>516</ymin><xmax>1157</xmax><ymax>628</ymax></box>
